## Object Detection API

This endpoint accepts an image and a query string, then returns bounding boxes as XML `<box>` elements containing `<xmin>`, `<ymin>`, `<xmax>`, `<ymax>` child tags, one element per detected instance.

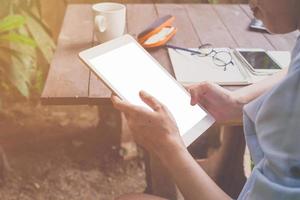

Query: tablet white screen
<box><xmin>89</xmin><ymin>42</ymin><xmax>207</xmax><ymax>136</ymax></box>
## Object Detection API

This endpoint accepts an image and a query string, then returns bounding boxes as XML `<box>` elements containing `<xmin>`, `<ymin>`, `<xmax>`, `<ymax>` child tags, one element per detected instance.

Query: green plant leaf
<box><xmin>0</xmin><ymin>33</ymin><xmax>36</xmax><ymax>46</ymax></box>
<box><xmin>26</xmin><ymin>9</ymin><xmax>53</xmax><ymax>38</ymax></box>
<box><xmin>8</xmin><ymin>25</ymin><xmax>37</xmax><ymax>98</ymax></box>
<box><xmin>0</xmin><ymin>15</ymin><xmax>25</xmax><ymax>33</ymax></box>
<box><xmin>0</xmin><ymin>0</ymin><xmax>56</xmax><ymax>99</ymax></box>
<box><xmin>8</xmin><ymin>57</ymin><xmax>31</xmax><ymax>98</ymax></box>
<box><xmin>22</xmin><ymin>11</ymin><xmax>55</xmax><ymax>63</ymax></box>
<box><xmin>0</xmin><ymin>46</ymin><xmax>30</xmax><ymax>76</ymax></box>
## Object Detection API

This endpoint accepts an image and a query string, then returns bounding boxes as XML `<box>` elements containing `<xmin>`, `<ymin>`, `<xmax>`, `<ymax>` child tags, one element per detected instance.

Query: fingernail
<box><xmin>190</xmin><ymin>100</ymin><xmax>195</xmax><ymax>106</ymax></box>
<box><xmin>190</xmin><ymin>96</ymin><xmax>196</xmax><ymax>105</ymax></box>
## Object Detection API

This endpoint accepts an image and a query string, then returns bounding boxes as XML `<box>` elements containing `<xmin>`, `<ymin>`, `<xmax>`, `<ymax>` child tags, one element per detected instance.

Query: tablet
<box><xmin>79</xmin><ymin>35</ymin><xmax>215</xmax><ymax>146</ymax></box>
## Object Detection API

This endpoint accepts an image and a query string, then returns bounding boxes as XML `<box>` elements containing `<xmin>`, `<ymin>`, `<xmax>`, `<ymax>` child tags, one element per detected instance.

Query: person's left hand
<box><xmin>111</xmin><ymin>91</ymin><xmax>185</xmax><ymax>157</ymax></box>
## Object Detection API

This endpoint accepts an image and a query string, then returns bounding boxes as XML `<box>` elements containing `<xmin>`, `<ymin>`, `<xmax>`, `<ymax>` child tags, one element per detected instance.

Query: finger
<box><xmin>186</xmin><ymin>83</ymin><xmax>196</xmax><ymax>90</ymax></box>
<box><xmin>190</xmin><ymin>90</ymin><xmax>199</xmax><ymax>106</ymax></box>
<box><xmin>111</xmin><ymin>95</ymin><xmax>146</xmax><ymax>115</ymax></box>
<box><xmin>190</xmin><ymin>88</ymin><xmax>206</xmax><ymax>106</ymax></box>
<box><xmin>189</xmin><ymin>82</ymin><xmax>212</xmax><ymax>105</ymax></box>
<box><xmin>139</xmin><ymin>91</ymin><xmax>164</xmax><ymax>112</ymax></box>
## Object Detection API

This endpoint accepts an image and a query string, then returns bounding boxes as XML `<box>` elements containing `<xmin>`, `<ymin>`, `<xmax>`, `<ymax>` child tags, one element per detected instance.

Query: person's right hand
<box><xmin>187</xmin><ymin>82</ymin><xmax>245</xmax><ymax>124</ymax></box>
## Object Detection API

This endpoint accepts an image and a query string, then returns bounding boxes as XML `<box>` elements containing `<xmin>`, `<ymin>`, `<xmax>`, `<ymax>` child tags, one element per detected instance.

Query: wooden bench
<box><xmin>41</xmin><ymin>4</ymin><xmax>298</xmax><ymax>199</ymax></box>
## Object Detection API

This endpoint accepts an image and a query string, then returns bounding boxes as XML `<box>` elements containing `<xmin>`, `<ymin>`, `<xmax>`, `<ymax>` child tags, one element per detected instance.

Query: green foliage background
<box><xmin>0</xmin><ymin>0</ymin><xmax>55</xmax><ymax>105</ymax></box>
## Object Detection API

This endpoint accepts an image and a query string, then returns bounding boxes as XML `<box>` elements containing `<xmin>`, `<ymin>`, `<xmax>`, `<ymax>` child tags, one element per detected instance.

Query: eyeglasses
<box><xmin>166</xmin><ymin>43</ymin><xmax>234</xmax><ymax>71</ymax></box>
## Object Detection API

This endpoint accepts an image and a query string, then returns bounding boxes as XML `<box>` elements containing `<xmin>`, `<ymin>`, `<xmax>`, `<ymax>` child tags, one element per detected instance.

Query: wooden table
<box><xmin>41</xmin><ymin>3</ymin><xmax>298</xmax><ymax>199</ymax></box>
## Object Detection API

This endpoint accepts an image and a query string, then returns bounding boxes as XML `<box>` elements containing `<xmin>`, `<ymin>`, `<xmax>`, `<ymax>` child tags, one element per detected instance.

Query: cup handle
<box><xmin>95</xmin><ymin>15</ymin><xmax>106</xmax><ymax>32</ymax></box>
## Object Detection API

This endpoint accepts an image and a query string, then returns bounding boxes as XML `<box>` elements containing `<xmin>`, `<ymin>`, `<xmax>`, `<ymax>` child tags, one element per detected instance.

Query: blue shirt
<box><xmin>238</xmin><ymin>36</ymin><xmax>300</xmax><ymax>200</ymax></box>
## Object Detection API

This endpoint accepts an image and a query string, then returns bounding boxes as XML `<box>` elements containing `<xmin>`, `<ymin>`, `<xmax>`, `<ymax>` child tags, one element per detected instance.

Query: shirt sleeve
<box><xmin>242</xmin><ymin>69</ymin><xmax>300</xmax><ymax>200</ymax></box>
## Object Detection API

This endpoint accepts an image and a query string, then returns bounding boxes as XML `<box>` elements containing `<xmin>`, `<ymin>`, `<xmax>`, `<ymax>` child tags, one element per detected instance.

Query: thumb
<box><xmin>139</xmin><ymin>91</ymin><xmax>164</xmax><ymax>112</ymax></box>
<box><xmin>190</xmin><ymin>88</ymin><xmax>201</xmax><ymax>106</ymax></box>
<box><xmin>189</xmin><ymin>82</ymin><xmax>210</xmax><ymax>105</ymax></box>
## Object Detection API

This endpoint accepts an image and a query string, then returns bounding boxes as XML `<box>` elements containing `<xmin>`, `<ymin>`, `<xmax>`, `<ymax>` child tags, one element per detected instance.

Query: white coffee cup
<box><xmin>92</xmin><ymin>3</ymin><xmax>126</xmax><ymax>43</ymax></box>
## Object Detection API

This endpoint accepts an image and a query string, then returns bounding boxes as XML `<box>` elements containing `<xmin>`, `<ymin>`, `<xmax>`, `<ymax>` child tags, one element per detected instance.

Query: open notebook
<box><xmin>168</xmin><ymin>48</ymin><xmax>291</xmax><ymax>86</ymax></box>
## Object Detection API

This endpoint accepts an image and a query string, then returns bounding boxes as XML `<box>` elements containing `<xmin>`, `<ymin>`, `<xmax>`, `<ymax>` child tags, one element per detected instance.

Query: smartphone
<box><xmin>234</xmin><ymin>49</ymin><xmax>282</xmax><ymax>75</ymax></box>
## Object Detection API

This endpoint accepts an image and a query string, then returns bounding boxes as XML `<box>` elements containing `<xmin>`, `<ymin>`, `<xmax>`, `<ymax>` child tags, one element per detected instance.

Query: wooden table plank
<box><xmin>185</xmin><ymin>4</ymin><xmax>238</xmax><ymax>48</ymax></box>
<box><xmin>151</xmin><ymin>3</ymin><xmax>201</xmax><ymax>77</ymax></box>
<box><xmin>213</xmin><ymin>5</ymin><xmax>274</xmax><ymax>50</ymax></box>
<box><xmin>240</xmin><ymin>4</ymin><xmax>299</xmax><ymax>51</ymax></box>
<box><xmin>156</xmin><ymin>4</ymin><xmax>200</xmax><ymax>46</ymax></box>
<box><xmin>41</xmin><ymin>4</ymin><xmax>93</xmax><ymax>105</ymax></box>
<box><xmin>88</xmin><ymin>74</ymin><xmax>112</xmax><ymax>104</ymax></box>
<box><xmin>126</xmin><ymin>4</ymin><xmax>158</xmax><ymax>37</ymax></box>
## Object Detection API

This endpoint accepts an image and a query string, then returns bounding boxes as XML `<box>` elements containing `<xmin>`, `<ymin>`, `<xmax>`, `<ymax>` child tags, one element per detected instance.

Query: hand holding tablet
<box><xmin>79</xmin><ymin>35</ymin><xmax>215</xmax><ymax>146</ymax></box>
<box><xmin>111</xmin><ymin>90</ymin><xmax>186</xmax><ymax>154</ymax></box>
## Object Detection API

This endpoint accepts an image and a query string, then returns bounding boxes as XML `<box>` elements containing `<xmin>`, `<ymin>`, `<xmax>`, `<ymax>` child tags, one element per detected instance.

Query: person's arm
<box><xmin>112</xmin><ymin>92</ymin><xmax>231</xmax><ymax>200</ymax></box>
<box><xmin>188</xmin><ymin>68</ymin><xmax>288</xmax><ymax>124</ymax></box>
<box><xmin>233</xmin><ymin>68</ymin><xmax>288</xmax><ymax>104</ymax></box>
<box><xmin>158</xmin><ymin>140</ymin><xmax>231</xmax><ymax>200</ymax></box>
<box><xmin>111</xmin><ymin>69</ymin><xmax>288</xmax><ymax>200</ymax></box>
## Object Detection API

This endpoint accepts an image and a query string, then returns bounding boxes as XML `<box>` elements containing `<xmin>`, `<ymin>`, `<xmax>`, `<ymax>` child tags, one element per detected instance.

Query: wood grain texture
<box><xmin>156</xmin><ymin>4</ymin><xmax>200</xmax><ymax>46</ymax></box>
<box><xmin>240</xmin><ymin>4</ymin><xmax>299</xmax><ymax>51</ymax></box>
<box><xmin>151</xmin><ymin>3</ymin><xmax>201</xmax><ymax>76</ymax></box>
<box><xmin>41</xmin><ymin>4</ymin><xmax>93</xmax><ymax>104</ymax></box>
<box><xmin>213</xmin><ymin>5</ymin><xmax>274</xmax><ymax>50</ymax></box>
<box><xmin>88</xmin><ymin>74</ymin><xmax>112</xmax><ymax>104</ymax></box>
<box><xmin>126</xmin><ymin>4</ymin><xmax>158</xmax><ymax>38</ymax></box>
<box><xmin>186</xmin><ymin>4</ymin><xmax>238</xmax><ymax>48</ymax></box>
